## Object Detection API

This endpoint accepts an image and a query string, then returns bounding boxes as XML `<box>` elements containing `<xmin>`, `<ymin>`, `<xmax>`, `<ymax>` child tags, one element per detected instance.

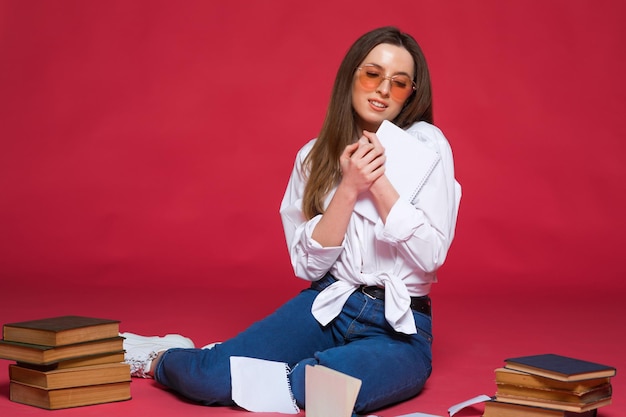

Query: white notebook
<box><xmin>354</xmin><ymin>120</ymin><xmax>441</xmax><ymax>221</ymax></box>
<box><xmin>230</xmin><ymin>356</ymin><xmax>299</xmax><ymax>414</ymax></box>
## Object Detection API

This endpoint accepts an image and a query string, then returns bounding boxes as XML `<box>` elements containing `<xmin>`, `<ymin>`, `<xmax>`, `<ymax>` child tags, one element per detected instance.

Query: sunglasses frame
<box><xmin>356</xmin><ymin>64</ymin><xmax>416</xmax><ymax>101</ymax></box>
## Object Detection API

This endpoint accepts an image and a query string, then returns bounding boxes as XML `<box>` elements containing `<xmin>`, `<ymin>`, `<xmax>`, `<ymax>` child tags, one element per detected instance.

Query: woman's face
<box><xmin>351</xmin><ymin>43</ymin><xmax>415</xmax><ymax>132</ymax></box>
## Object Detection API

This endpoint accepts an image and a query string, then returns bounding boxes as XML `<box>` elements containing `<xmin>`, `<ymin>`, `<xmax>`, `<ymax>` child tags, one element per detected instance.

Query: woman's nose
<box><xmin>376</xmin><ymin>78</ymin><xmax>391</xmax><ymax>97</ymax></box>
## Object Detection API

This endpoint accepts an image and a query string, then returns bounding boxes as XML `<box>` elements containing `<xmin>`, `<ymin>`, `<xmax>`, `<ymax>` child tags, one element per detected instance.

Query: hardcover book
<box><xmin>495</xmin><ymin>381</ymin><xmax>611</xmax><ymax>404</ymax></box>
<box><xmin>3</xmin><ymin>316</ymin><xmax>120</xmax><ymax>346</ymax></box>
<box><xmin>17</xmin><ymin>351</ymin><xmax>125</xmax><ymax>371</ymax></box>
<box><xmin>495</xmin><ymin>394</ymin><xmax>611</xmax><ymax>413</ymax></box>
<box><xmin>9</xmin><ymin>362</ymin><xmax>131</xmax><ymax>389</ymax></box>
<box><xmin>9</xmin><ymin>380</ymin><xmax>131</xmax><ymax>409</ymax></box>
<box><xmin>504</xmin><ymin>354</ymin><xmax>616</xmax><ymax>381</ymax></box>
<box><xmin>494</xmin><ymin>367</ymin><xmax>610</xmax><ymax>393</ymax></box>
<box><xmin>484</xmin><ymin>400</ymin><xmax>598</xmax><ymax>417</ymax></box>
<box><xmin>0</xmin><ymin>337</ymin><xmax>124</xmax><ymax>365</ymax></box>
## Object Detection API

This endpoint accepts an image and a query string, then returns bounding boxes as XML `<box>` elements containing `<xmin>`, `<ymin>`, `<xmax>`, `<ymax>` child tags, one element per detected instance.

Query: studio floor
<box><xmin>1</xmin><ymin>1</ymin><xmax>624</xmax><ymax>417</ymax></box>
<box><xmin>0</xmin><ymin>280</ymin><xmax>623</xmax><ymax>417</ymax></box>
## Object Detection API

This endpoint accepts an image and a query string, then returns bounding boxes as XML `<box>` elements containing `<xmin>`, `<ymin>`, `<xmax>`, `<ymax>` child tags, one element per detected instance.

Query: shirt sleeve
<box><xmin>376</xmin><ymin>123</ymin><xmax>462</xmax><ymax>273</ymax></box>
<box><xmin>279</xmin><ymin>140</ymin><xmax>343</xmax><ymax>281</ymax></box>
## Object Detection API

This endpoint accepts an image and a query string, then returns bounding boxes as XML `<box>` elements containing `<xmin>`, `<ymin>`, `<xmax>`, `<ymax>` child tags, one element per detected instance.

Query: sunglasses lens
<box><xmin>358</xmin><ymin>66</ymin><xmax>415</xmax><ymax>101</ymax></box>
<box><xmin>358</xmin><ymin>67</ymin><xmax>383</xmax><ymax>89</ymax></box>
<box><xmin>391</xmin><ymin>77</ymin><xmax>411</xmax><ymax>91</ymax></box>
<box><xmin>390</xmin><ymin>76</ymin><xmax>413</xmax><ymax>101</ymax></box>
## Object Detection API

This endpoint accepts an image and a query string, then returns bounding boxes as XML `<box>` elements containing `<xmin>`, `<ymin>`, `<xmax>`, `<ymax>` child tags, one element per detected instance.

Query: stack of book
<box><xmin>0</xmin><ymin>315</ymin><xmax>131</xmax><ymax>409</ymax></box>
<box><xmin>484</xmin><ymin>353</ymin><xmax>616</xmax><ymax>417</ymax></box>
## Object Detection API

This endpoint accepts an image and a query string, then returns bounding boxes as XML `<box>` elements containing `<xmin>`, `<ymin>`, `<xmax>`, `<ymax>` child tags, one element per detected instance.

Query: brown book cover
<box><xmin>495</xmin><ymin>394</ymin><xmax>612</xmax><ymax>413</ymax></box>
<box><xmin>0</xmin><ymin>337</ymin><xmax>124</xmax><ymax>365</ymax></box>
<box><xmin>17</xmin><ymin>351</ymin><xmax>125</xmax><ymax>371</ymax></box>
<box><xmin>9</xmin><ymin>381</ymin><xmax>131</xmax><ymax>410</ymax></box>
<box><xmin>504</xmin><ymin>354</ymin><xmax>616</xmax><ymax>381</ymax></box>
<box><xmin>10</xmin><ymin>362</ymin><xmax>130</xmax><ymax>389</ymax></box>
<box><xmin>484</xmin><ymin>400</ymin><xmax>598</xmax><ymax>417</ymax></box>
<box><xmin>496</xmin><ymin>381</ymin><xmax>611</xmax><ymax>404</ymax></box>
<box><xmin>495</xmin><ymin>367</ymin><xmax>610</xmax><ymax>393</ymax></box>
<box><xmin>3</xmin><ymin>316</ymin><xmax>120</xmax><ymax>346</ymax></box>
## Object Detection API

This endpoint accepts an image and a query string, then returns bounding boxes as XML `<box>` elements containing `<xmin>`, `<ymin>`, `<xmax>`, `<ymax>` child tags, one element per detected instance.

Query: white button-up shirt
<box><xmin>279</xmin><ymin>121</ymin><xmax>461</xmax><ymax>334</ymax></box>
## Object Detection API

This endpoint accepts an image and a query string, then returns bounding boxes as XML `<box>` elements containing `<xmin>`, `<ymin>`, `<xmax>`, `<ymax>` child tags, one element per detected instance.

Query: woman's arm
<box><xmin>311</xmin><ymin>137</ymin><xmax>385</xmax><ymax>246</ymax></box>
<box><xmin>362</xmin><ymin>130</ymin><xmax>400</xmax><ymax>224</ymax></box>
<box><xmin>279</xmin><ymin>136</ymin><xmax>388</xmax><ymax>280</ymax></box>
<box><xmin>279</xmin><ymin>142</ymin><xmax>347</xmax><ymax>281</ymax></box>
<box><xmin>376</xmin><ymin>124</ymin><xmax>462</xmax><ymax>273</ymax></box>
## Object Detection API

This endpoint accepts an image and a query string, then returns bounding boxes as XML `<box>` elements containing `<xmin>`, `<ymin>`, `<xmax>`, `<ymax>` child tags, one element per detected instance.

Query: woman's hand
<box><xmin>360</xmin><ymin>130</ymin><xmax>400</xmax><ymax>223</ymax></box>
<box><xmin>339</xmin><ymin>130</ymin><xmax>386</xmax><ymax>196</ymax></box>
<box><xmin>311</xmin><ymin>131</ymin><xmax>387</xmax><ymax>246</ymax></box>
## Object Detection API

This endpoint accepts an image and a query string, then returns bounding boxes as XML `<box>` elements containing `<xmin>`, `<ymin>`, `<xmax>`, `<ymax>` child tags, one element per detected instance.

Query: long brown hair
<box><xmin>302</xmin><ymin>26</ymin><xmax>433</xmax><ymax>219</ymax></box>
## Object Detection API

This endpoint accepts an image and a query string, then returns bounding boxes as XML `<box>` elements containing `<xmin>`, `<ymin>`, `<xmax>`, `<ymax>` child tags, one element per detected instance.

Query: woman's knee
<box><xmin>156</xmin><ymin>348</ymin><xmax>234</xmax><ymax>405</ymax></box>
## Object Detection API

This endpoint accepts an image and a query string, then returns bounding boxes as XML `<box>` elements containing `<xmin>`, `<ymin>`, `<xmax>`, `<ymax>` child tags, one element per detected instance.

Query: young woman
<box><xmin>123</xmin><ymin>26</ymin><xmax>461</xmax><ymax>415</ymax></box>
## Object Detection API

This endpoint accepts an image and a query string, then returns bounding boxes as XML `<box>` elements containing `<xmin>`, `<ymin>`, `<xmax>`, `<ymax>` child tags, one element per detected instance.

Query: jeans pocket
<box><xmin>415</xmin><ymin>326</ymin><xmax>433</xmax><ymax>344</ymax></box>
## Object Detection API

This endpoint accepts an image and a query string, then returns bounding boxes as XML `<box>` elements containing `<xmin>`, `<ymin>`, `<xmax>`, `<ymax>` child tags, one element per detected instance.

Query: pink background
<box><xmin>1</xmin><ymin>1</ymin><xmax>624</xmax><ymax>416</ymax></box>
<box><xmin>2</xmin><ymin>1</ymin><xmax>625</xmax><ymax>292</ymax></box>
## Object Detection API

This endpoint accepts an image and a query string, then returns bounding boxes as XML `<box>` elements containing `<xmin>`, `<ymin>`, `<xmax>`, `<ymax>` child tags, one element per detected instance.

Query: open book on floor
<box><xmin>305</xmin><ymin>365</ymin><xmax>362</xmax><ymax>417</ymax></box>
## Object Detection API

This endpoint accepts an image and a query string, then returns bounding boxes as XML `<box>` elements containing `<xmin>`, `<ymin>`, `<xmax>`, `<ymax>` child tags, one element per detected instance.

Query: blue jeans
<box><xmin>154</xmin><ymin>274</ymin><xmax>433</xmax><ymax>414</ymax></box>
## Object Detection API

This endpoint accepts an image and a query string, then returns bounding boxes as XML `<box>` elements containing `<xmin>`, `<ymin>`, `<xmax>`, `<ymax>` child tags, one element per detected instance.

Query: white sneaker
<box><xmin>121</xmin><ymin>332</ymin><xmax>195</xmax><ymax>378</ymax></box>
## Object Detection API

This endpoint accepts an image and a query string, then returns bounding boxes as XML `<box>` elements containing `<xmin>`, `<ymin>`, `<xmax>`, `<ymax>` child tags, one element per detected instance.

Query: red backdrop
<box><xmin>1</xmin><ymin>0</ymin><xmax>625</xmax><ymax>295</ymax></box>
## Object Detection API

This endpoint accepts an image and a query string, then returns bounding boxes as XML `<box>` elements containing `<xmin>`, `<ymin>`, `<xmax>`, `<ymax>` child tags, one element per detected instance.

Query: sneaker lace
<box><xmin>126</xmin><ymin>351</ymin><xmax>158</xmax><ymax>378</ymax></box>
